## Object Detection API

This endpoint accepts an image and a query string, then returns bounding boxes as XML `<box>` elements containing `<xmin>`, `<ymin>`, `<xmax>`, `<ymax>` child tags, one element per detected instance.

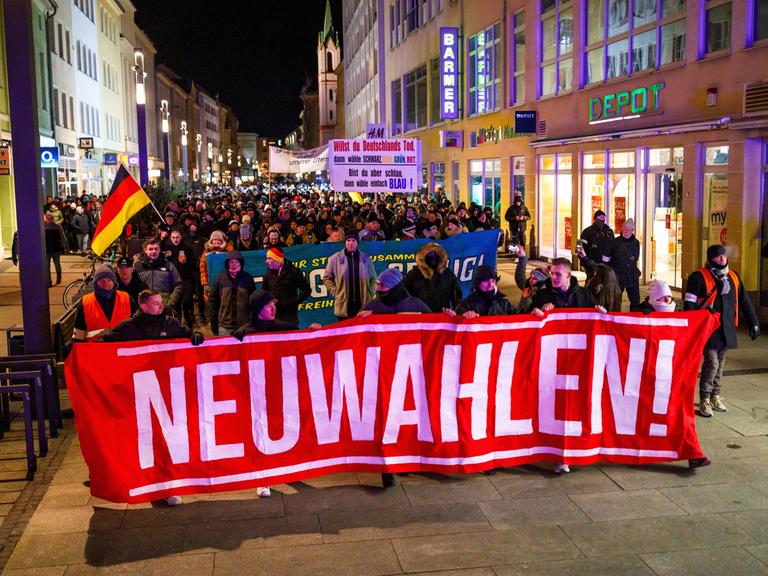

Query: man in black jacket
<box><xmin>167</xmin><ymin>228</ymin><xmax>198</xmax><ymax>328</ymax></box>
<box><xmin>262</xmin><ymin>247</ymin><xmax>311</xmax><ymax>326</ymax></box>
<box><xmin>102</xmin><ymin>289</ymin><xmax>204</xmax><ymax>507</ymax></box>
<box><xmin>504</xmin><ymin>195</ymin><xmax>531</xmax><ymax>247</ymax></box>
<box><xmin>684</xmin><ymin>244</ymin><xmax>760</xmax><ymax>417</ymax></box>
<box><xmin>531</xmin><ymin>258</ymin><xmax>607</xmax><ymax>314</ymax></box>
<box><xmin>602</xmin><ymin>218</ymin><xmax>641</xmax><ymax>311</ymax></box>
<box><xmin>579</xmin><ymin>210</ymin><xmax>614</xmax><ymax>274</ymax></box>
<box><xmin>115</xmin><ymin>256</ymin><xmax>147</xmax><ymax>303</ymax></box>
<box><xmin>454</xmin><ymin>265</ymin><xmax>516</xmax><ymax>317</ymax></box>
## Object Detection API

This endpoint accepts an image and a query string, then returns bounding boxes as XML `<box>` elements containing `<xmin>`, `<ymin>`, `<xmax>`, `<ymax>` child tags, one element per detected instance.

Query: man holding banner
<box><xmin>323</xmin><ymin>232</ymin><xmax>377</xmax><ymax>320</ymax></box>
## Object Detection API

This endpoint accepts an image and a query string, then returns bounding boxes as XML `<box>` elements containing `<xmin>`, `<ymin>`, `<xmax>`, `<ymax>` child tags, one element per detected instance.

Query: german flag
<box><xmin>90</xmin><ymin>164</ymin><xmax>151</xmax><ymax>255</ymax></box>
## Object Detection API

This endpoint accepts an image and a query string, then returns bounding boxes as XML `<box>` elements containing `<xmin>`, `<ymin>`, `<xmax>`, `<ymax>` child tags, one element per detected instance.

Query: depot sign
<box><xmin>589</xmin><ymin>82</ymin><xmax>664</xmax><ymax>124</ymax></box>
<box><xmin>440</xmin><ymin>27</ymin><xmax>460</xmax><ymax>120</ymax></box>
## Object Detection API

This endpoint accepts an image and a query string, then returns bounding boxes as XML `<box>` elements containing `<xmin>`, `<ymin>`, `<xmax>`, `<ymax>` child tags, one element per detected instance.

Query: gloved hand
<box><xmin>750</xmin><ymin>325</ymin><xmax>761</xmax><ymax>341</ymax></box>
<box><xmin>210</xmin><ymin>323</ymin><xmax>219</xmax><ymax>336</ymax></box>
<box><xmin>190</xmin><ymin>332</ymin><xmax>205</xmax><ymax>346</ymax></box>
<box><xmin>232</xmin><ymin>328</ymin><xmax>246</xmax><ymax>341</ymax></box>
<box><xmin>642</xmin><ymin>306</ymin><xmax>652</xmax><ymax>315</ymax></box>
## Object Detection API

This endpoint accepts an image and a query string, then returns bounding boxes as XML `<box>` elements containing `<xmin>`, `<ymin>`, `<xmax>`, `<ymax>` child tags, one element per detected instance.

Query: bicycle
<box><xmin>62</xmin><ymin>247</ymin><xmax>118</xmax><ymax>310</ymax></box>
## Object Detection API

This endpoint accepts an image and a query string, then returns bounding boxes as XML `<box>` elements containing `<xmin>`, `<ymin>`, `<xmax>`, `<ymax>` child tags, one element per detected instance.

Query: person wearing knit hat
<box><xmin>200</xmin><ymin>229</ymin><xmax>230</xmax><ymax>307</ymax></box>
<box><xmin>73</xmin><ymin>264</ymin><xmax>135</xmax><ymax>342</ymax></box>
<box><xmin>684</xmin><ymin>244</ymin><xmax>760</xmax><ymax>417</ymax></box>
<box><xmin>638</xmin><ymin>279</ymin><xmax>677</xmax><ymax>314</ymax></box>
<box><xmin>454</xmin><ymin>265</ymin><xmax>516</xmax><ymax>319</ymax></box>
<box><xmin>263</xmin><ymin>246</ymin><xmax>311</xmax><ymax>326</ymax></box>
<box><xmin>323</xmin><ymin>231</ymin><xmax>377</xmax><ymax>319</ymax></box>
<box><xmin>209</xmin><ymin>251</ymin><xmax>255</xmax><ymax>336</ymax></box>
<box><xmin>578</xmin><ymin>209</ymin><xmax>614</xmax><ymax>275</ymax></box>
<box><xmin>358</xmin><ymin>267</ymin><xmax>430</xmax><ymax>488</ymax></box>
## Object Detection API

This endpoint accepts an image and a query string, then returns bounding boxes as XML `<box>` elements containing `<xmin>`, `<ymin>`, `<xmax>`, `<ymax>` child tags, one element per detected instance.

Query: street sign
<box><xmin>78</xmin><ymin>137</ymin><xmax>94</xmax><ymax>150</ymax></box>
<box><xmin>40</xmin><ymin>147</ymin><xmax>59</xmax><ymax>168</ymax></box>
<box><xmin>0</xmin><ymin>147</ymin><xmax>9</xmax><ymax>175</ymax></box>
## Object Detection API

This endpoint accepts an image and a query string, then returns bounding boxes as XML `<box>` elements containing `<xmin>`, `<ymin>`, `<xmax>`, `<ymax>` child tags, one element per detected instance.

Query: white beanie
<box><xmin>648</xmin><ymin>279</ymin><xmax>674</xmax><ymax>312</ymax></box>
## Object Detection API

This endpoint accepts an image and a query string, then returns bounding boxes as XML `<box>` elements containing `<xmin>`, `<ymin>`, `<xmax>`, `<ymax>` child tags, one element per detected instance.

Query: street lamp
<box><xmin>160</xmin><ymin>99</ymin><xmax>170</xmax><ymax>182</ymax></box>
<box><xmin>180</xmin><ymin>120</ymin><xmax>189</xmax><ymax>184</ymax></box>
<box><xmin>196</xmin><ymin>133</ymin><xmax>202</xmax><ymax>182</ymax></box>
<box><xmin>133</xmin><ymin>50</ymin><xmax>149</xmax><ymax>186</ymax></box>
<box><xmin>207</xmin><ymin>141</ymin><xmax>213</xmax><ymax>185</ymax></box>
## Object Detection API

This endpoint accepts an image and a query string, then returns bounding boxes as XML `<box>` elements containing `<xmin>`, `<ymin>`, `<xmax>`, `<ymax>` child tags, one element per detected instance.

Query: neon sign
<box><xmin>440</xmin><ymin>28</ymin><xmax>459</xmax><ymax>120</ymax></box>
<box><xmin>589</xmin><ymin>82</ymin><xmax>664</xmax><ymax>124</ymax></box>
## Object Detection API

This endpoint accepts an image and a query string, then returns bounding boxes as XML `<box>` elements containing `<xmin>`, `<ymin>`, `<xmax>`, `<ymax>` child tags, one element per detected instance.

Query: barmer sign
<box><xmin>589</xmin><ymin>82</ymin><xmax>664</xmax><ymax>124</ymax></box>
<box><xmin>440</xmin><ymin>27</ymin><xmax>459</xmax><ymax>120</ymax></box>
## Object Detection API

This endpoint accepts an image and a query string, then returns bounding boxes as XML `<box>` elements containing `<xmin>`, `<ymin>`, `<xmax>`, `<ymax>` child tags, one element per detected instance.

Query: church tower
<box><xmin>318</xmin><ymin>0</ymin><xmax>340</xmax><ymax>146</ymax></box>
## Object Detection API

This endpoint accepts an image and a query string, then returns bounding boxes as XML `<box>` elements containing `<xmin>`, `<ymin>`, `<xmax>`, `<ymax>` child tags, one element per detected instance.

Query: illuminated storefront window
<box><xmin>647</xmin><ymin>147</ymin><xmax>684</xmax><ymax>288</ymax></box>
<box><xmin>538</xmin><ymin>153</ymin><xmax>572</xmax><ymax>259</ymax></box>
<box><xmin>703</xmin><ymin>145</ymin><xmax>729</xmax><ymax>255</ymax></box>
<box><xmin>468</xmin><ymin>22</ymin><xmax>502</xmax><ymax>116</ymax></box>
<box><xmin>470</xmin><ymin>159</ymin><xmax>501</xmax><ymax>213</ymax></box>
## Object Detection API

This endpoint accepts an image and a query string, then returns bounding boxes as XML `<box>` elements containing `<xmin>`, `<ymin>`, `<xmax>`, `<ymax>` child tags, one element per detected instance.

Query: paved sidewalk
<box><xmin>1</xmin><ymin>373</ymin><xmax>768</xmax><ymax>575</ymax></box>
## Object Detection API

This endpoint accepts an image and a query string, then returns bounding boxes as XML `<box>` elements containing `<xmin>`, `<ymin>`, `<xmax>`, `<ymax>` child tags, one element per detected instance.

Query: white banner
<box><xmin>328</xmin><ymin>138</ymin><xmax>422</xmax><ymax>193</ymax></box>
<box><xmin>269</xmin><ymin>145</ymin><xmax>329</xmax><ymax>174</ymax></box>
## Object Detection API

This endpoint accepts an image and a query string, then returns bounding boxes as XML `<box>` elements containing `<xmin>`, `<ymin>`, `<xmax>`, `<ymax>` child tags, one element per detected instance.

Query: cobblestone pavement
<box><xmin>0</xmin><ymin>253</ymin><xmax>766</xmax><ymax>575</ymax></box>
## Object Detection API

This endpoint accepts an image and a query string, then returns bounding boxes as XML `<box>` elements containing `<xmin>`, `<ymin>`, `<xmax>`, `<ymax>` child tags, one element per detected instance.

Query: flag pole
<box><xmin>148</xmin><ymin>200</ymin><xmax>166</xmax><ymax>224</ymax></box>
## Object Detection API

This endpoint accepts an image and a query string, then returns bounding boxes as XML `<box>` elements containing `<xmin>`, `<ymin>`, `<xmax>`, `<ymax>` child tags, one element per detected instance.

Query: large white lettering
<box><xmin>440</xmin><ymin>343</ymin><xmax>490</xmax><ymax>442</ymax></box>
<box><xmin>538</xmin><ymin>334</ymin><xmax>586</xmax><ymax>436</ymax></box>
<box><xmin>249</xmin><ymin>357</ymin><xmax>301</xmax><ymax>455</ymax></box>
<box><xmin>591</xmin><ymin>336</ymin><xmax>646</xmax><ymax>435</ymax></box>
<box><xmin>134</xmin><ymin>367</ymin><xmax>189</xmax><ymax>470</ymax></box>
<box><xmin>305</xmin><ymin>347</ymin><xmax>381</xmax><ymax>444</ymax></box>
<box><xmin>197</xmin><ymin>361</ymin><xmax>244</xmax><ymax>462</ymax></box>
<box><xmin>495</xmin><ymin>341</ymin><xmax>533</xmax><ymax>436</ymax></box>
<box><xmin>383</xmin><ymin>344</ymin><xmax>434</xmax><ymax>444</ymax></box>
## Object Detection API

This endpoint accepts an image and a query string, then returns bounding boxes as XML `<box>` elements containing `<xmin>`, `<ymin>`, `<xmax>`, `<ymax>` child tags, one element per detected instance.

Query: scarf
<box><xmin>711</xmin><ymin>265</ymin><xmax>731</xmax><ymax>295</ymax></box>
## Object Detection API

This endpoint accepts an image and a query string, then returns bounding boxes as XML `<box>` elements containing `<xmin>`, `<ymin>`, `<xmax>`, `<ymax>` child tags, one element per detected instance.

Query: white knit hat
<box><xmin>648</xmin><ymin>279</ymin><xmax>674</xmax><ymax>311</ymax></box>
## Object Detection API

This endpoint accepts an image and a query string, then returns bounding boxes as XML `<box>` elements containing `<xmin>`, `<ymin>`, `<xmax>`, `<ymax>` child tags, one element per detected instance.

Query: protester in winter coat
<box><xmin>403</xmin><ymin>243</ymin><xmax>462</xmax><ymax>313</ymax></box>
<box><xmin>531</xmin><ymin>258</ymin><xmax>605</xmax><ymax>314</ymax></box>
<box><xmin>167</xmin><ymin>228</ymin><xmax>198</xmax><ymax>328</ymax></box>
<box><xmin>684</xmin><ymin>244</ymin><xmax>760</xmax><ymax>417</ymax></box>
<box><xmin>71</xmin><ymin>206</ymin><xmax>91</xmax><ymax>253</ymax></box>
<box><xmin>504</xmin><ymin>195</ymin><xmax>531</xmax><ymax>247</ymax></box>
<box><xmin>73</xmin><ymin>264</ymin><xmax>136</xmax><ymax>342</ymax></box>
<box><xmin>639</xmin><ymin>279</ymin><xmax>678</xmax><ymax>314</ymax></box>
<box><xmin>323</xmin><ymin>232</ymin><xmax>377</xmax><ymax>320</ymax></box>
<box><xmin>209</xmin><ymin>251</ymin><xmax>256</xmax><ymax>336</ymax></box>
<box><xmin>455</xmin><ymin>265</ymin><xmax>516</xmax><ymax>317</ymax></box>
<box><xmin>262</xmin><ymin>247</ymin><xmax>311</xmax><ymax>326</ymax></box>
<box><xmin>511</xmin><ymin>246</ymin><xmax>548</xmax><ymax>313</ymax></box>
<box><xmin>133</xmin><ymin>239</ymin><xmax>183</xmax><ymax>311</ymax></box>
<box><xmin>579</xmin><ymin>210</ymin><xmax>614</xmax><ymax>273</ymax></box>
<box><xmin>200</xmin><ymin>230</ymin><xmax>229</xmax><ymax>305</ymax></box>
<box><xmin>602</xmin><ymin>219</ymin><xmax>641</xmax><ymax>311</ymax></box>
<box><xmin>584</xmin><ymin>263</ymin><xmax>623</xmax><ymax>313</ymax></box>
<box><xmin>44</xmin><ymin>212</ymin><xmax>68</xmax><ymax>285</ymax></box>
<box><xmin>115</xmin><ymin>255</ymin><xmax>148</xmax><ymax>303</ymax></box>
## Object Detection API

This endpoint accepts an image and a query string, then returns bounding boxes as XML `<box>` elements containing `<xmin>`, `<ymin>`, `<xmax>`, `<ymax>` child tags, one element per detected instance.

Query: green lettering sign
<box><xmin>589</xmin><ymin>81</ymin><xmax>665</xmax><ymax>123</ymax></box>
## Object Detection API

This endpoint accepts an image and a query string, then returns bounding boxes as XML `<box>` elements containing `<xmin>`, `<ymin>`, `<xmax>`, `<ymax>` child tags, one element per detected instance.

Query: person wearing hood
<box><xmin>167</xmin><ymin>228</ymin><xmax>198</xmax><ymax>328</ymax></box>
<box><xmin>209</xmin><ymin>251</ymin><xmax>255</xmax><ymax>336</ymax></box>
<box><xmin>684</xmin><ymin>244</ymin><xmax>760</xmax><ymax>417</ymax></box>
<box><xmin>44</xmin><ymin>212</ymin><xmax>68</xmax><ymax>285</ymax></box>
<box><xmin>263</xmin><ymin>225</ymin><xmax>286</xmax><ymax>250</ymax></box>
<box><xmin>531</xmin><ymin>258</ymin><xmax>606</xmax><ymax>315</ymax></box>
<box><xmin>236</xmin><ymin>221</ymin><xmax>256</xmax><ymax>251</ymax></box>
<box><xmin>133</xmin><ymin>239</ymin><xmax>183</xmax><ymax>311</ymax></box>
<box><xmin>73</xmin><ymin>264</ymin><xmax>136</xmax><ymax>342</ymax></box>
<box><xmin>102</xmin><ymin>289</ymin><xmax>204</xmax><ymax>507</ymax></box>
<box><xmin>441</xmin><ymin>213</ymin><xmax>466</xmax><ymax>238</ymax></box>
<box><xmin>601</xmin><ymin>219</ymin><xmax>641</xmax><ymax>311</ymax></box>
<box><xmin>404</xmin><ymin>243</ymin><xmax>462</xmax><ymax>313</ymax></box>
<box><xmin>396</xmin><ymin>219</ymin><xmax>417</xmax><ymax>241</ymax></box>
<box><xmin>512</xmin><ymin>245</ymin><xmax>549</xmax><ymax>313</ymax></box>
<box><xmin>504</xmin><ymin>195</ymin><xmax>531</xmax><ymax>247</ymax></box>
<box><xmin>579</xmin><ymin>210</ymin><xmax>614</xmax><ymax>274</ymax></box>
<box><xmin>233</xmin><ymin>290</ymin><xmax>297</xmax><ymax>339</ymax></box>
<box><xmin>639</xmin><ymin>279</ymin><xmax>678</xmax><ymax>314</ymax></box>
<box><xmin>262</xmin><ymin>247</ymin><xmax>311</xmax><ymax>326</ymax></box>
<box><xmin>455</xmin><ymin>265</ymin><xmax>516</xmax><ymax>318</ymax></box>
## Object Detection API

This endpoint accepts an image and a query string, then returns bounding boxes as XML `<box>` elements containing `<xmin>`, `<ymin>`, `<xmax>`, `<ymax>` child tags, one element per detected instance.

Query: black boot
<box><xmin>381</xmin><ymin>473</ymin><xmax>395</xmax><ymax>488</ymax></box>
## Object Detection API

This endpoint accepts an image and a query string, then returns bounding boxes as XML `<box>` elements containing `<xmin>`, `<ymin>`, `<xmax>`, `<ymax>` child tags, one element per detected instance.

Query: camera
<box><xmin>509</xmin><ymin>244</ymin><xmax>519</xmax><ymax>255</ymax></box>
<box><xmin>576</xmin><ymin>239</ymin><xmax>585</xmax><ymax>251</ymax></box>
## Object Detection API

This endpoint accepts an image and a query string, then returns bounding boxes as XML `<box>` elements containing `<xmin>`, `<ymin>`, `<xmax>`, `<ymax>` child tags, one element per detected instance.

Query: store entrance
<box><xmin>648</xmin><ymin>171</ymin><xmax>683</xmax><ymax>289</ymax></box>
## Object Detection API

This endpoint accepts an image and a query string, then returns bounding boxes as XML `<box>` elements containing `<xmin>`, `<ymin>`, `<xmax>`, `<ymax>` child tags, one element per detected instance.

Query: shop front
<box><xmin>760</xmin><ymin>141</ymin><xmax>768</xmax><ymax>323</ymax></box>
<box><xmin>469</xmin><ymin>158</ymin><xmax>501</xmax><ymax>213</ymax></box>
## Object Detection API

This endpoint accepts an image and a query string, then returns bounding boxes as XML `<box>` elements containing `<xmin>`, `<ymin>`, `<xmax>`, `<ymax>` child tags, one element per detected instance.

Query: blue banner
<box><xmin>207</xmin><ymin>230</ymin><xmax>500</xmax><ymax>328</ymax></box>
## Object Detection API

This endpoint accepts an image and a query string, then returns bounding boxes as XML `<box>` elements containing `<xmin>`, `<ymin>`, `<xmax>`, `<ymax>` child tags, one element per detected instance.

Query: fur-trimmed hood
<box><xmin>415</xmin><ymin>242</ymin><xmax>449</xmax><ymax>278</ymax></box>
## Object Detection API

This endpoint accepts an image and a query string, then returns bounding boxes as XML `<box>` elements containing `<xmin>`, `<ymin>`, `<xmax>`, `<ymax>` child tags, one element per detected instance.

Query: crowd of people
<box><xmin>40</xmin><ymin>183</ymin><xmax>762</xmax><ymax>504</ymax></box>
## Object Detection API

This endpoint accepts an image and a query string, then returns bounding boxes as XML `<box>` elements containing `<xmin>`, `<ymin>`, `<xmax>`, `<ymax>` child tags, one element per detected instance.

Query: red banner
<box><xmin>65</xmin><ymin>311</ymin><xmax>718</xmax><ymax>503</ymax></box>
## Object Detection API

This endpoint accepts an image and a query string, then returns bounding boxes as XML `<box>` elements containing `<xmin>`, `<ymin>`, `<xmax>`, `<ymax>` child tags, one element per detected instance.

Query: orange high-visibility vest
<box><xmin>697</xmin><ymin>266</ymin><xmax>739</xmax><ymax>326</ymax></box>
<box><xmin>82</xmin><ymin>291</ymin><xmax>131</xmax><ymax>341</ymax></box>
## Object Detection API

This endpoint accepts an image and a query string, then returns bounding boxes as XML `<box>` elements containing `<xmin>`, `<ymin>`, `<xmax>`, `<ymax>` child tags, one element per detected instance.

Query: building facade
<box><xmin>318</xmin><ymin>0</ymin><xmax>341</xmax><ymax>145</ymax></box>
<box><xmin>342</xmin><ymin>0</ymin><xmax>386</xmax><ymax>137</ymax></box>
<box><xmin>374</xmin><ymin>0</ymin><xmax>768</xmax><ymax>319</ymax></box>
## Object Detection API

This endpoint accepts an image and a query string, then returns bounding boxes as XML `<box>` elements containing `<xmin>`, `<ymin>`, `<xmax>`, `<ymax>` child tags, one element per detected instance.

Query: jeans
<box><xmin>47</xmin><ymin>251</ymin><xmax>62</xmax><ymax>284</ymax></box>
<box><xmin>699</xmin><ymin>347</ymin><xmax>727</xmax><ymax>401</ymax></box>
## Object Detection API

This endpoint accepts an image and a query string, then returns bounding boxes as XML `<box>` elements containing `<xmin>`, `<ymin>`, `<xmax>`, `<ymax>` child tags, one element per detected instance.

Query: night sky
<box><xmin>132</xmin><ymin>0</ymin><xmax>343</xmax><ymax>138</ymax></box>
